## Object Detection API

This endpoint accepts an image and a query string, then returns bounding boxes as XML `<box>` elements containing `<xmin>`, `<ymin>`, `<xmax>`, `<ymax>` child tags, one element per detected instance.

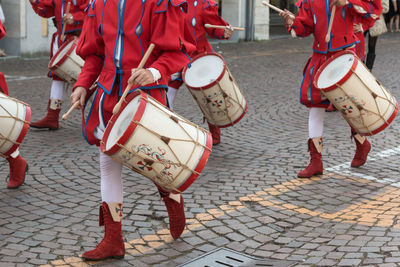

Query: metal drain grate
<box><xmin>179</xmin><ymin>248</ymin><xmax>298</xmax><ymax>267</ymax></box>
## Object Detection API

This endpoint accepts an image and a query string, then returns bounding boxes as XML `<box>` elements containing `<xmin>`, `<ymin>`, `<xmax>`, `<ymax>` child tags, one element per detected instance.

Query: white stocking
<box><xmin>10</xmin><ymin>149</ymin><xmax>19</xmax><ymax>159</ymax></box>
<box><xmin>308</xmin><ymin>107</ymin><xmax>325</xmax><ymax>138</ymax></box>
<box><xmin>100</xmin><ymin>149</ymin><xmax>123</xmax><ymax>203</ymax></box>
<box><xmin>167</xmin><ymin>87</ymin><xmax>178</xmax><ymax>110</ymax></box>
<box><xmin>50</xmin><ymin>80</ymin><xmax>68</xmax><ymax>101</ymax></box>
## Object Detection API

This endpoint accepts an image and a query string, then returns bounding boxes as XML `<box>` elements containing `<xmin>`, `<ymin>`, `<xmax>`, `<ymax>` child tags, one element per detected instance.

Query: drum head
<box><xmin>317</xmin><ymin>53</ymin><xmax>355</xmax><ymax>89</ymax></box>
<box><xmin>105</xmin><ymin>94</ymin><xmax>141</xmax><ymax>151</ymax></box>
<box><xmin>184</xmin><ymin>54</ymin><xmax>225</xmax><ymax>88</ymax></box>
<box><xmin>49</xmin><ymin>39</ymin><xmax>74</xmax><ymax>68</ymax></box>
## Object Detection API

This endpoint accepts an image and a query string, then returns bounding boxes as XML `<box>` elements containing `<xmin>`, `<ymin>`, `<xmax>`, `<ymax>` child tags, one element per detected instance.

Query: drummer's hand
<box><xmin>70</xmin><ymin>86</ymin><xmax>87</xmax><ymax>110</ymax></box>
<box><xmin>128</xmin><ymin>68</ymin><xmax>154</xmax><ymax>86</ymax></box>
<box><xmin>62</xmin><ymin>13</ymin><xmax>74</xmax><ymax>25</ymax></box>
<box><xmin>280</xmin><ymin>9</ymin><xmax>295</xmax><ymax>26</ymax></box>
<box><xmin>353</xmin><ymin>23</ymin><xmax>363</xmax><ymax>33</ymax></box>
<box><xmin>224</xmin><ymin>25</ymin><xmax>234</xmax><ymax>39</ymax></box>
<box><xmin>331</xmin><ymin>0</ymin><xmax>346</xmax><ymax>7</ymax></box>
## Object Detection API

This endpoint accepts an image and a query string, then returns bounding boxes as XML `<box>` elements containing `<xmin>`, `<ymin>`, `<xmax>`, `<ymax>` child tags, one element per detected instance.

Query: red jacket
<box><xmin>290</xmin><ymin>0</ymin><xmax>376</xmax><ymax>54</ymax></box>
<box><xmin>75</xmin><ymin>0</ymin><xmax>196</xmax><ymax>95</ymax></box>
<box><xmin>30</xmin><ymin>0</ymin><xmax>89</xmax><ymax>46</ymax></box>
<box><xmin>0</xmin><ymin>20</ymin><xmax>5</xmax><ymax>40</ymax></box>
<box><xmin>185</xmin><ymin>0</ymin><xmax>229</xmax><ymax>55</ymax></box>
<box><xmin>0</xmin><ymin>21</ymin><xmax>7</xmax><ymax>95</ymax></box>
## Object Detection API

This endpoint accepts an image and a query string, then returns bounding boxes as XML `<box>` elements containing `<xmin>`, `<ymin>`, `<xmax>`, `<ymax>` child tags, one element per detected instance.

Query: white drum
<box><xmin>101</xmin><ymin>90</ymin><xmax>212</xmax><ymax>193</ymax></box>
<box><xmin>314</xmin><ymin>50</ymin><xmax>398</xmax><ymax>135</ymax></box>
<box><xmin>48</xmin><ymin>37</ymin><xmax>84</xmax><ymax>85</ymax></box>
<box><xmin>0</xmin><ymin>93</ymin><xmax>31</xmax><ymax>156</ymax></box>
<box><xmin>183</xmin><ymin>52</ymin><xmax>247</xmax><ymax>128</ymax></box>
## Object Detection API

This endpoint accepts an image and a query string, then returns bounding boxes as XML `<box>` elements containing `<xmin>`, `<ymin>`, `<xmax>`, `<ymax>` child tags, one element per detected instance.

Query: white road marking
<box><xmin>326</xmin><ymin>145</ymin><xmax>400</xmax><ymax>187</ymax></box>
<box><xmin>4</xmin><ymin>74</ymin><xmax>45</xmax><ymax>82</ymax></box>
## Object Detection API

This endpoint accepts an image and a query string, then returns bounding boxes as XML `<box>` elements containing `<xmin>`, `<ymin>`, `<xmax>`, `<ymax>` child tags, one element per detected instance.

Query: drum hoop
<box><xmin>100</xmin><ymin>90</ymin><xmax>144</xmax><ymax>155</ymax></box>
<box><xmin>48</xmin><ymin>37</ymin><xmax>78</xmax><ymax>70</ymax></box>
<box><xmin>216</xmin><ymin>101</ymin><xmax>248</xmax><ymax>128</ymax></box>
<box><xmin>182</xmin><ymin>52</ymin><xmax>227</xmax><ymax>90</ymax></box>
<box><xmin>0</xmin><ymin>99</ymin><xmax>31</xmax><ymax>157</ymax></box>
<box><xmin>313</xmin><ymin>50</ymin><xmax>358</xmax><ymax>92</ymax></box>
<box><xmin>364</xmin><ymin>99</ymin><xmax>398</xmax><ymax>136</ymax></box>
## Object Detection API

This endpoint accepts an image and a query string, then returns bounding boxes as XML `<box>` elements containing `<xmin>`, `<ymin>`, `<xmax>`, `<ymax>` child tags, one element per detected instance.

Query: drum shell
<box><xmin>314</xmin><ymin>51</ymin><xmax>398</xmax><ymax>136</ymax></box>
<box><xmin>183</xmin><ymin>52</ymin><xmax>247</xmax><ymax>128</ymax></box>
<box><xmin>48</xmin><ymin>37</ymin><xmax>84</xmax><ymax>85</ymax></box>
<box><xmin>0</xmin><ymin>93</ymin><xmax>31</xmax><ymax>156</ymax></box>
<box><xmin>101</xmin><ymin>91</ymin><xmax>212</xmax><ymax>193</ymax></box>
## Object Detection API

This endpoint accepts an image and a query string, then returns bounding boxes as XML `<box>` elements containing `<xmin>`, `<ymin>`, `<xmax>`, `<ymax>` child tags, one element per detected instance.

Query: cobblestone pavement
<box><xmin>0</xmin><ymin>33</ymin><xmax>400</xmax><ymax>267</ymax></box>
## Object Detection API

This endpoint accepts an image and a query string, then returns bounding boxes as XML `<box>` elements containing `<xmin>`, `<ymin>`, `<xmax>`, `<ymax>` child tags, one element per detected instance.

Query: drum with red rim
<box><xmin>182</xmin><ymin>52</ymin><xmax>247</xmax><ymax>128</ymax></box>
<box><xmin>0</xmin><ymin>93</ymin><xmax>31</xmax><ymax>157</ymax></box>
<box><xmin>100</xmin><ymin>90</ymin><xmax>212</xmax><ymax>193</ymax></box>
<box><xmin>314</xmin><ymin>50</ymin><xmax>398</xmax><ymax>136</ymax></box>
<box><xmin>48</xmin><ymin>37</ymin><xmax>84</xmax><ymax>85</ymax></box>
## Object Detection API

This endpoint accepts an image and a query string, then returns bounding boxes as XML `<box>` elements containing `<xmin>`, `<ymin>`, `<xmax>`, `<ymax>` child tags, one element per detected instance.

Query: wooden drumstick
<box><xmin>325</xmin><ymin>6</ymin><xmax>336</xmax><ymax>43</ymax></box>
<box><xmin>262</xmin><ymin>1</ymin><xmax>295</xmax><ymax>19</ymax></box>
<box><xmin>204</xmin><ymin>24</ymin><xmax>245</xmax><ymax>31</ymax></box>
<box><xmin>62</xmin><ymin>101</ymin><xmax>80</xmax><ymax>120</ymax></box>
<box><xmin>112</xmin><ymin>43</ymin><xmax>155</xmax><ymax>114</ymax></box>
<box><xmin>60</xmin><ymin>1</ymin><xmax>71</xmax><ymax>42</ymax></box>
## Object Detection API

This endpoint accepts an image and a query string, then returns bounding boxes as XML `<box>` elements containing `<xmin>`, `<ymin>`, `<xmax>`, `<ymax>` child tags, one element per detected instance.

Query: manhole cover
<box><xmin>179</xmin><ymin>248</ymin><xmax>298</xmax><ymax>267</ymax></box>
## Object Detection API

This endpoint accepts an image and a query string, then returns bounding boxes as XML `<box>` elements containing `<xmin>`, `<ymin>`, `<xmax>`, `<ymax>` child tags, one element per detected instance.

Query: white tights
<box><xmin>308</xmin><ymin>107</ymin><xmax>325</xmax><ymax>138</ymax></box>
<box><xmin>99</xmin><ymin>148</ymin><xmax>123</xmax><ymax>203</ymax></box>
<box><xmin>50</xmin><ymin>80</ymin><xmax>67</xmax><ymax>101</ymax></box>
<box><xmin>167</xmin><ymin>87</ymin><xmax>178</xmax><ymax>110</ymax></box>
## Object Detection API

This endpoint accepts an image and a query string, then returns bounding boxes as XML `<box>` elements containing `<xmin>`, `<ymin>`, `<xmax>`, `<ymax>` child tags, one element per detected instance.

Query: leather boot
<box><xmin>208</xmin><ymin>122</ymin><xmax>221</xmax><ymax>145</ymax></box>
<box><xmin>365</xmin><ymin>53</ymin><xmax>376</xmax><ymax>71</ymax></box>
<box><xmin>159</xmin><ymin>188</ymin><xmax>186</xmax><ymax>239</ymax></box>
<box><xmin>298</xmin><ymin>137</ymin><xmax>323</xmax><ymax>178</ymax></box>
<box><xmin>7</xmin><ymin>155</ymin><xmax>28</xmax><ymax>189</ymax></box>
<box><xmin>82</xmin><ymin>202</ymin><xmax>125</xmax><ymax>261</ymax></box>
<box><xmin>351</xmin><ymin>132</ymin><xmax>371</xmax><ymax>167</ymax></box>
<box><xmin>31</xmin><ymin>99</ymin><xmax>62</xmax><ymax>130</ymax></box>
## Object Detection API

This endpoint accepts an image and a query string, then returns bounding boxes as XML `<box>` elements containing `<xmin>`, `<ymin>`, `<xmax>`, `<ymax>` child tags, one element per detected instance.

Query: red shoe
<box><xmin>31</xmin><ymin>99</ymin><xmax>61</xmax><ymax>130</ymax></box>
<box><xmin>351</xmin><ymin>134</ymin><xmax>371</xmax><ymax>167</ymax></box>
<box><xmin>7</xmin><ymin>155</ymin><xmax>28</xmax><ymax>189</ymax></box>
<box><xmin>298</xmin><ymin>138</ymin><xmax>323</xmax><ymax>178</ymax></box>
<box><xmin>208</xmin><ymin>123</ymin><xmax>221</xmax><ymax>145</ymax></box>
<box><xmin>82</xmin><ymin>202</ymin><xmax>125</xmax><ymax>261</ymax></box>
<box><xmin>159</xmin><ymin>189</ymin><xmax>186</xmax><ymax>239</ymax></box>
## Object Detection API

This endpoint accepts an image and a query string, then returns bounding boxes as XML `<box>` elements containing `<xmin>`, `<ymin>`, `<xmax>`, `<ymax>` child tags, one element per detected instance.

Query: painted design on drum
<box><xmin>120</xmin><ymin>143</ymin><xmax>178</xmax><ymax>183</ymax></box>
<box><xmin>334</xmin><ymin>95</ymin><xmax>349</xmax><ymax>103</ymax></box>
<box><xmin>203</xmin><ymin>91</ymin><xmax>232</xmax><ymax>115</ymax></box>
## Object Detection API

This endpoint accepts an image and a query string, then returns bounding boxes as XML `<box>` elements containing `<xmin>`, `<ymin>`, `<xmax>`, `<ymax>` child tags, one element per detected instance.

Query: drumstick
<box><xmin>112</xmin><ymin>43</ymin><xmax>155</xmax><ymax>114</ymax></box>
<box><xmin>60</xmin><ymin>1</ymin><xmax>71</xmax><ymax>42</ymax></box>
<box><xmin>325</xmin><ymin>6</ymin><xmax>336</xmax><ymax>43</ymax></box>
<box><xmin>62</xmin><ymin>101</ymin><xmax>80</xmax><ymax>120</ymax></box>
<box><xmin>262</xmin><ymin>1</ymin><xmax>295</xmax><ymax>19</ymax></box>
<box><xmin>204</xmin><ymin>24</ymin><xmax>245</xmax><ymax>31</ymax></box>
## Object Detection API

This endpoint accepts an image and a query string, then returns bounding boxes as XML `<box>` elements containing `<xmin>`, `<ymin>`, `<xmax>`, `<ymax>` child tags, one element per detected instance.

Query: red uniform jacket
<box><xmin>0</xmin><ymin>21</ymin><xmax>7</xmax><ymax>95</ymax></box>
<box><xmin>290</xmin><ymin>0</ymin><xmax>376</xmax><ymax>54</ymax></box>
<box><xmin>185</xmin><ymin>0</ymin><xmax>229</xmax><ymax>55</ymax></box>
<box><xmin>30</xmin><ymin>0</ymin><xmax>88</xmax><ymax>46</ymax></box>
<box><xmin>74</xmin><ymin>0</ymin><xmax>195</xmax><ymax>145</ymax></box>
<box><xmin>0</xmin><ymin>20</ymin><xmax>5</xmax><ymax>41</ymax></box>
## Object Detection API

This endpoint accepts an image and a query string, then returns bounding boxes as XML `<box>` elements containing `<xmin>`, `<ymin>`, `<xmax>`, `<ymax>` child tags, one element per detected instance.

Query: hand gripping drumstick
<box><xmin>262</xmin><ymin>1</ymin><xmax>295</xmax><ymax>19</ymax></box>
<box><xmin>62</xmin><ymin>101</ymin><xmax>80</xmax><ymax>120</ymax></box>
<box><xmin>61</xmin><ymin>1</ymin><xmax>71</xmax><ymax>42</ymax></box>
<box><xmin>112</xmin><ymin>43</ymin><xmax>155</xmax><ymax>114</ymax></box>
<box><xmin>325</xmin><ymin>6</ymin><xmax>336</xmax><ymax>43</ymax></box>
<box><xmin>204</xmin><ymin>24</ymin><xmax>245</xmax><ymax>31</ymax></box>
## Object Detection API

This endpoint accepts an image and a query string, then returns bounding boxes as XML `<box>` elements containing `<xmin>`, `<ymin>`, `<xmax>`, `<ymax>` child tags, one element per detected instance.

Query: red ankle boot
<box><xmin>351</xmin><ymin>133</ymin><xmax>371</xmax><ymax>167</ymax></box>
<box><xmin>82</xmin><ymin>202</ymin><xmax>125</xmax><ymax>261</ymax></box>
<box><xmin>298</xmin><ymin>138</ymin><xmax>323</xmax><ymax>178</ymax></box>
<box><xmin>31</xmin><ymin>99</ymin><xmax>61</xmax><ymax>130</ymax></box>
<box><xmin>7</xmin><ymin>155</ymin><xmax>28</xmax><ymax>189</ymax></box>
<box><xmin>208</xmin><ymin>123</ymin><xmax>221</xmax><ymax>145</ymax></box>
<box><xmin>159</xmin><ymin>189</ymin><xmax>186</xmax><ymax>239</ymax></box>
